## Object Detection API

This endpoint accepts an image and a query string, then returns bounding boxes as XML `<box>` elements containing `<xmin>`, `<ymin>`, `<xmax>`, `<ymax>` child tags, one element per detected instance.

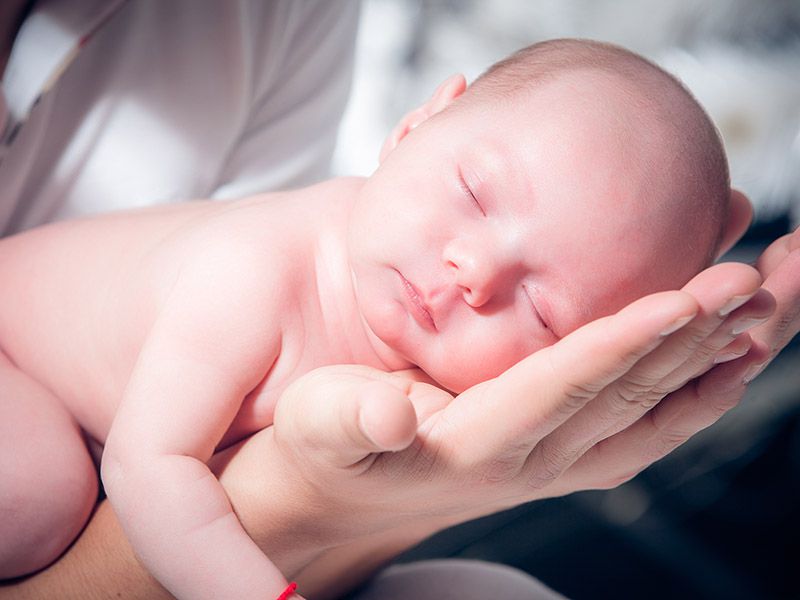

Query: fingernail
<box><xmin>660</xmin><ymin>315</ymin><xmax>694</xmax><ymax>336</ymax></box>
<box><xmin>713</xmin><ymin>349</ymin><xmax>749</xmax><ymax>364</ymax></box>
<box><xmin>743</xmin><ymin>362</ymin><xmax>768</xmax><ymax>384</ymax></box>
<box><xmin>718</xmin><ymin>294</ymin><xmax>754</xmax><ymax>317</ymax></box>
<box><xmin>731</xmin><ymin>317</ymin><xmax>769</xmax><ymax>335</ymax></box>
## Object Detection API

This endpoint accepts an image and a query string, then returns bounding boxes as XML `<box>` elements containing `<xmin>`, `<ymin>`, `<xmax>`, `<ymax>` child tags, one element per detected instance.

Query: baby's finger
<box><xmin>391</xmin><ymin>368</ymin><xmax>455</xmax><ymax>423</ymax></box>
<box><xmin>358</xmin><ymin>382</ymin><xmax>419</xmax><ymax>453</ymax></box>
<box><xmin>275</xmin><ymin>366</ymin><xmax>418</xmax><ymax>470</ymax></box>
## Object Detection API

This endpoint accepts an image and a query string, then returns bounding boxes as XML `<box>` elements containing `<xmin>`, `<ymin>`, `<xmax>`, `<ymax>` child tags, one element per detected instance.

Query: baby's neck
<box><xmin>299</xmin><ymin>178</ymin><xmax>412</xmax><ymax>373</ymax></box>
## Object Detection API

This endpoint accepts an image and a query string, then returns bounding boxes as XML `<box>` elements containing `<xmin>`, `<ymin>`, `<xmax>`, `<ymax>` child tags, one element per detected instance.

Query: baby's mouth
<box><xmin>395</xmin><ymin>269</ymin><xmax>437</xmax><ymax>332</ymax></box>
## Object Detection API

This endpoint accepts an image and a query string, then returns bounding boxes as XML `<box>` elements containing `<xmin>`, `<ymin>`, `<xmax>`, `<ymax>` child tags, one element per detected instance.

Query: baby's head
<box><xmin>348</xmin><ymin>38</ymin><xmax>732</xmax><ymax>392</ymax></box>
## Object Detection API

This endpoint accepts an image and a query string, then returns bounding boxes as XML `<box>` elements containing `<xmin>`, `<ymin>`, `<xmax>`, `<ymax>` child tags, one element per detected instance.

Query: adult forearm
<box><xmin>0</xmin><ymin>431</ymin><xmax>332</xmax><ymax>600</ymax></box>
<box><xmin>293</xmin><ymin>518</ymin><xmax>449</xmax><ymax>600</ymax></box>
<box><xmin>0</xmin><ymin>501</ymin><xmax>168</xmax><ymax>600</ymax></box>
<box><xmin>216</xmin><ymin>428</ymin><xmax>462</xmax><ymax>599</ymax></box>
<box><xmin>0</xmin><ymin>492</ymin><xmax>422</xmax><ymax>600</ymax></box>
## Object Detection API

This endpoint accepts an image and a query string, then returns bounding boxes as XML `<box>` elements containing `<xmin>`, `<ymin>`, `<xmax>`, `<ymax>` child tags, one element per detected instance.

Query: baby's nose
<box><xmin>442</xmin><ymin>238</ymin><xmax>514</xmax><ymax>308</ymax></box>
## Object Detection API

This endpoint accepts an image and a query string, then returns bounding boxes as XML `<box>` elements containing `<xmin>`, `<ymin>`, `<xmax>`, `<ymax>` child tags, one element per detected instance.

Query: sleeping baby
<box><xmin>0</xmin><ymin>39</ymin><xmax>742</xmax><ymax>598</ymax></box>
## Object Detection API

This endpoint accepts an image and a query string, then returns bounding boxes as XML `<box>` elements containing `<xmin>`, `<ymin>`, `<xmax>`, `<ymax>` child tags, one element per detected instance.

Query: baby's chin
<box><xmin>416</xmin><ymin>337</ymin><xmax>553</xmax><ymax>393</ymax></box>
<box><xmin>421</xmin><ymin>355</ymin><xmax>518</xmax><ymax>394</ymax></box>
<box><xmin>429</xmin><ymin>373</ymin><xmax>472</xmax><ymax>395</ymax></box>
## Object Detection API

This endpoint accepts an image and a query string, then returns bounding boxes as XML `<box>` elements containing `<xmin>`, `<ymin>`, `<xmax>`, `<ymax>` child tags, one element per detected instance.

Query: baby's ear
<box><xmin>716</xmin><ymin>189</ymin><xmax>753</xmax><ymax>259</ymax></box>
<box><xmin>379</xmin><ymin>74</ymin><xmax>467</xmax><ymax>163</ymax></box>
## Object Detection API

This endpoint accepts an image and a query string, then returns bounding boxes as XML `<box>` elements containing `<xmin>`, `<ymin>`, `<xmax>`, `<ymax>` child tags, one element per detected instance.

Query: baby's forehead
<box><xmin>492</xmin><ymin>67</ymin><xmax>651</xmax><ymax>111</ymax></box>
<box><xmin>457</xmin><ymin>67</ymin><xmax>722</xmax><ymax>228</ymax></box>
<box><xmin>460</xmin><ymin>86</ymin><xmax>660</xmax><ymax>200</ymax></box>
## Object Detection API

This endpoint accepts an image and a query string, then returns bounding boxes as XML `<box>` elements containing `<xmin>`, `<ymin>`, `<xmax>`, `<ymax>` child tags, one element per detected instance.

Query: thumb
<box><xmin>275</xmin><ymin>365</ymin><xmax>418</xmax><ymax>469</ymax></box>
<box><xmin>358</xmin><ymin>381</ymin><xmax>419</xmax><ymax>453</ymax></box>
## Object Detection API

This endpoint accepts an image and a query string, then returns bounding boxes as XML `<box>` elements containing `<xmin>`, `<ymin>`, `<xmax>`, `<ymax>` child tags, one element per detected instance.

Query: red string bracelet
<box><xmin>276</xmin><ymin>581</ymin><xmax>298</xmax><ymax>600</ymax></box>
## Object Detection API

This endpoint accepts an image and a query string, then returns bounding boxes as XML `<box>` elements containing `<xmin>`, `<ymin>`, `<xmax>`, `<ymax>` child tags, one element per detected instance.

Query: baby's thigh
<box><xmin>0</xmin><ymin>350</ymin><xmax>98</xmax><ymax>579</ymax></box>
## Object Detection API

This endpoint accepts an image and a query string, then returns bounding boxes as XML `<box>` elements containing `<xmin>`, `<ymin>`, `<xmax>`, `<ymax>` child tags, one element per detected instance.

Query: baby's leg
<box><xmin>0</xmin><ymin>350</ymin><xmax>98</xmax><ymax>578</ymax></box>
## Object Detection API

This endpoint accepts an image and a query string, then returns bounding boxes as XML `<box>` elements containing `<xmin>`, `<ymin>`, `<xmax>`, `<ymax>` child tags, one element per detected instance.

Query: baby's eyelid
<box><xmin>522</xmin><ymin>284</ymin><xmax>550</xmax><ymax>330</ymax></box>
<box><xmin>457</xmin><ymin>167</ymin><xmax>486</xmax><ymax>217</ymax></box>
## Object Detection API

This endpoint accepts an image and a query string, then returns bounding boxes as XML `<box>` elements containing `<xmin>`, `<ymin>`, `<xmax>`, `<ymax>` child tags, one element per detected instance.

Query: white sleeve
<box><xmin>210</xmin><ymin>0</ymin><xmax>360</xmax><ymax>198</ymax></box>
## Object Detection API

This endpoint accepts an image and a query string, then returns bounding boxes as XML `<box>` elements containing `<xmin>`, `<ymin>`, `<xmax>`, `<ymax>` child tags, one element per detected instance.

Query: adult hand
<box><xmin>265</xmin><ymin>261</ymin><xmax>774</xmax><ymax>541</ymax></box>
<box><xmin>704</xmin><ymin>189</ymin><xmax>800</xmax><ymax>377</ymax></box>
<box><xmin>749</xmin><ymin>223</ymin><xmax>800</xmax><ymax>365</ymax></box>
<box><xmin>558</xmin><ymin>193</ymin><xmax>799</xmax><ymax>494</ymax></box>
<box><xmin>562</xmin><ymin>215</ymin><xmax>800</xmax><ymax>494</ymax></box>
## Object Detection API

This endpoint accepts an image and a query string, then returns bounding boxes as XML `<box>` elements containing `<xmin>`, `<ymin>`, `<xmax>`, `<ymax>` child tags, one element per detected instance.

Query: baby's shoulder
<box><xmin>164</xmin><ymin>201</ymin><xmax>305</xmax><ymax>311</ymax></box>
<box><xmin>318</xmin><ymin>176</ymin><xmax>366</xmax><ymax>195</ymax></box>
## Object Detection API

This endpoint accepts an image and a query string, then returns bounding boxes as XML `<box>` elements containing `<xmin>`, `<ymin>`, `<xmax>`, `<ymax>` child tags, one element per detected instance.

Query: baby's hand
<box><xmin>273</xmin><ymin>365</ymin><xmax>446</xmax><ymax>471</ymax></box>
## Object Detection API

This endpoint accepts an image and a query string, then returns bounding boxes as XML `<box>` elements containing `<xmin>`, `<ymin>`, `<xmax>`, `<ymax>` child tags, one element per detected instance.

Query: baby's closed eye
<box><xmin>522</xmin><ymin>284</ymin><xmax>551</xmax><ymax>331</ymax></box>
<box><xmin>457</xmin><ymin>167</ymin><xmax>486</xmax><ymax>217</ymax></box>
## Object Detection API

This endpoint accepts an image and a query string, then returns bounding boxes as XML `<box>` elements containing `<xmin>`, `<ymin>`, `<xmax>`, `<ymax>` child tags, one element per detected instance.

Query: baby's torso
<box><xmin>0</xmin><ymin>179</ymin><xmax>374</xmax><ymax>449</ymax></box>
<box><xmin>0</xmin><ymin>201</ymin><xmax>207</xmax><ymax>440</ymax></box>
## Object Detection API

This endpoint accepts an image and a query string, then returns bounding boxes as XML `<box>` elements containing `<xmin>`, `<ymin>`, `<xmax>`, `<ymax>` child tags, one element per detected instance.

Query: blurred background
<box><xmin>334</xmin><ymin>2</ymin><xmax>800</xmax><ymax>598</ymax></box>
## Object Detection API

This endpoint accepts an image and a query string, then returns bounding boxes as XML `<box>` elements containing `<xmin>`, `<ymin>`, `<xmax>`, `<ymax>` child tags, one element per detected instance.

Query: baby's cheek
<box><xmin>429</xmin><ymin>329</ymin><xmax>545</xmax><ymax>393</ymax></box>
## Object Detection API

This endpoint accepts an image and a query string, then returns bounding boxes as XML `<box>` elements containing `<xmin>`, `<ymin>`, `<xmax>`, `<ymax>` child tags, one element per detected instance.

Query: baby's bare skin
<box><xmin>0</xmin><ymin>178</ymin><xmax>381</xmax><ymax>448</ymax></box>
<box><xmin>0</xmin><ymin>178</ymin><xmax>399</xmax><ymax>595</ymax></box>
<box><xmin>0</xmin><ymin>66</ymin><xmax>730</xmax><ymax>599</ymax></box>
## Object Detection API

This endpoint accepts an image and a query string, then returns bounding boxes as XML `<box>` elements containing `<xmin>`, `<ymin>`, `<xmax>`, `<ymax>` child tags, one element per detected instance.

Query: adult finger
<box><xmin>624</xmin><ymin>262</ymin><xmax>762</xmax><ymax>392</ymax></box>
<box><xmin>711</xmin><ymin>334</ymin><xmax>753</xmax><ymax>365</ymax></box>
<box><xmin>531</xmin><ymin>264</ymin><xmax>764</xmax><ymax>464</ymax></box>
<box><xmin>715</xmin><ymin>189</ymin><xmax>754</xmax><ymax>259</ymax></box>
<box><xmin>755</xmin><ymin>227</ymin><xmax>799</xmax><ymax>277</ymax></box>
<box><xmin>751</xmin><ymin>237</ymin><xmax>800</xmax><ymax>363</ymax></box>
<box><xmin>549</xmin><ymin>343</ymin><xmax>771</xmax><ymax>495</ymax></box>
<box><xmin>657</xmin><ymin>286</ymin><xmax>774</xmax><ymax>390</ymax></box>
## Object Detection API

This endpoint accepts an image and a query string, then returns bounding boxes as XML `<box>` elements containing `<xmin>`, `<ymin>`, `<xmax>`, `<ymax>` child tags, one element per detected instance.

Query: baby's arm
<box><xmin>101</xmin><ymin>252</ymin><xmax>289</xmax><ymax>600</ymax></box>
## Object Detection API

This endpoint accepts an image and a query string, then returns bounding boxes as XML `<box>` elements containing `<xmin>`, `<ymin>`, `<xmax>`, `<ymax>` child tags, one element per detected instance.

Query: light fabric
<box><xmin>348</xmin><ymin>559</ymin><xmax>568</xmax><ymax>600</ymax></box>
<box><xmin>0</xmin><ymin>0</ymin><xmax>359</xmax><ymax>235</ymax></box>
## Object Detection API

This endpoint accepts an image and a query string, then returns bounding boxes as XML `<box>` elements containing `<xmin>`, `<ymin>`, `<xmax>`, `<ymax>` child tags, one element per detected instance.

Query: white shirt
<box><xmin>0</xmin><ymin>0</ymin><xmax>359</xmax><ymax>235</ymax></box>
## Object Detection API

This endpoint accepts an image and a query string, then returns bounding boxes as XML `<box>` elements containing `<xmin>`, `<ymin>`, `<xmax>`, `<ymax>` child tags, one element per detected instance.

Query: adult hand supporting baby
<box><xmin>559</xmin><ymin>218</ymin><xmax>800</xmax><ymax>493</ymax></box>
<box><xmin>259</xmin><ymin>262</ymin><xmax>775</xmax><ymax>577</ymax></box>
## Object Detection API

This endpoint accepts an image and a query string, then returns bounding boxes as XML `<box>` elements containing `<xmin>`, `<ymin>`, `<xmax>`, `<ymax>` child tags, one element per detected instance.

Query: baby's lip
<box><xmin>396</xmin><ymin>269</ymin><xmax>437</xmax><ymax>332</ymax></box>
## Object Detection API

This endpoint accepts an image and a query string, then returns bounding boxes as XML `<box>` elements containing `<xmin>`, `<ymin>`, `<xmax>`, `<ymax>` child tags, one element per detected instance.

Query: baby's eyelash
<box><xmin>458</xmin><ymin>169</ymin><xmax>486</xmax><ymax>217</ymax></box>
<box><xmin>522</xmin><ymin>284</ymin><xmax>550</xmax><ymax>330</ymax></box>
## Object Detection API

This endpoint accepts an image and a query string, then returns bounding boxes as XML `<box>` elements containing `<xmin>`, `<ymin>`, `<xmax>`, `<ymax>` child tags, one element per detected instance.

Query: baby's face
<box><xmin>349</xmin><ymin>73</ymin><xmax>710</xmax><ymax>392</ymax></box>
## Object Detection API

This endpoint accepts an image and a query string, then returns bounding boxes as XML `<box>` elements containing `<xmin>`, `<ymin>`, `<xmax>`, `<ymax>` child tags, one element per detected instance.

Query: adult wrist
<box><xmin>210</xmin><ymin>430</ymin><xmax>338</xmax><ymax>576</ymax></box>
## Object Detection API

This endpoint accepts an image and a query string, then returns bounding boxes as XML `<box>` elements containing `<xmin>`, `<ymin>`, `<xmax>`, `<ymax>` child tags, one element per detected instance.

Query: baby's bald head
<box><xmin>354</xmin><ymin>39</ymin><xmax>737</xmax><ymax>390</ymax></box>
<box><xmin>462</xmin><ymin>39</ymin><xmax>730</xmax><ymax>274</ymax></box>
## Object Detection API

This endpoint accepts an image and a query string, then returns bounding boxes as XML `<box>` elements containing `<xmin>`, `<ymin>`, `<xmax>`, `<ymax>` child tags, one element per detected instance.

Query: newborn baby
<box><xmin>0</xmin><ymin>39</ymin><xmax>731</xmax><ymax>598</ymax></box>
